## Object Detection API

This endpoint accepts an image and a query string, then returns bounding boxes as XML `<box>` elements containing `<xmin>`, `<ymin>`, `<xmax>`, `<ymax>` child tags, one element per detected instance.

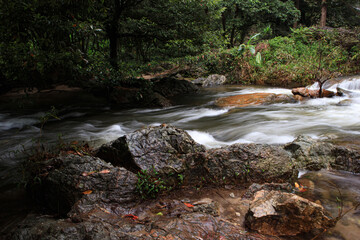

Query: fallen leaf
<box><xmin>76</xmin><ymin>151</ymin><xmax>83</xmax><ymax>156</ymax></box>
<box><xmin>82</xmin><ymin>190</ymin><xmax>92</xmax><ymax>195</ymax></box>
<box><xmin>71</xmin><ymin>141</ymin><xmax>78</xmax><ymax>145</ymax></box>
<box><xmin>123</xmin><ymin>214</ymin><xmax>139</xmax><ymax>220</ymax></box>
<box><xmin>184</xmin><ymin>203</ymin><xmax>194</xmax><ymax>208</ymax></box>
<box><xmin>82</xmin><ymin>171</ymin><xmax>96</xmax><ymax>176</ymax></box>
<box><xmin>99</xmin><ymin>207</ymin><xmax>111</xmax><ymax>214</ymax></box>
<box><xmin>295</xmin><ymin>182</ymin><xmax>307</xmax><ymax>192</ymax></box>
<box><xmin>99</xmin><ymin>169</ymin><xmax>111</xmax><ymax>174</ymax></box>
<box><xmin>156</xmin><ymin>212</ymin><xmax>163</xmax><ymax>216</ymax></box>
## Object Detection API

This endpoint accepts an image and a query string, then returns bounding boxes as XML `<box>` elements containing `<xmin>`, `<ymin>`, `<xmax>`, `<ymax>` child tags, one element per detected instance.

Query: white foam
<box><xmin>177</xmin><ymin>108</ymin><xmax>229</xmax><ymax>123</ymax></box>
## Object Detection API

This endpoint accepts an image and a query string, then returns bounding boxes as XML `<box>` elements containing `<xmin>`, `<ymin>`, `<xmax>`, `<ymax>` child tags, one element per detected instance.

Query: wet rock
<box><xmin>292</xmin><ymin>87</ymin><xmax>319</xmax><ymax>98</ymax></box>
<box><xmin>30</xmin><ymin>155</ymin><xmax>138</xmax><ymax>216</ymax></box>
<box><xmin>337</xmin><ymin>99</ymin><xmax>352</xmax><ymax>106</ymax></box>
<box><xmin>186</xmin><ymin>143</ymin><xmax>297</xmax><ymax>184</ymax></box>
<box><xmin>292</xmin><ymin>87</ymin><xmax>335</xmax><ymax>98</ymax></box>
<box><xmin>242</xmin><ymin>183</ymin><xmax>292</xmax><ymax>199</ymax></box>
<box><xmin>331</xmin><ymin>146</ymin><xmax>360</xmax><ymax>173</ymax></box>
<box><xmin>96</xmin><ymin>125</ymin><xmax>206</xmax><ymax>175</ymax></box>
<box><xmin>245</xmin><ymin>190</ymin><xmax>335</xmax><ymax>236</ymax></box>
<box><xmin>193</xmin><ymin>199</ymin><xmax>220</xmax><ymax>216</ymax></box>
<box><xmin>193</xmin><ymin>74</ymin><xmax>227</xmax><ymax>87</ymax></box>
<box><xmin>153</xmin><ymin>77</ymin><xmax>198</xmax><ymax>98</ymax></box>
<box><xmin>110</xmin><ymin>86</ymin><xmax>171</xmax><ymax>108</ymax></box>
<box><xmin>285</xmin><ymin>135</ymin><xmax>335</xmax><ymax>171</ymax></box>
<box><xmin>215</xmin><ymin>93</ymin><xmax>295</xmax><ymax>108</ymax></box>
<box><xmin>7</xmin><ymin>212</ymin><xmax>151</xmax><ymax>240</ymax></box>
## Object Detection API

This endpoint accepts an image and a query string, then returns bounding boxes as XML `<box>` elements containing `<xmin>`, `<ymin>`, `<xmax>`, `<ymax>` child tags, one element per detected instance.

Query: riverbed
<box><xmin>1</xmin><ymin>76</ymin><xmax>360</xmax><ymax>238</ymax></box>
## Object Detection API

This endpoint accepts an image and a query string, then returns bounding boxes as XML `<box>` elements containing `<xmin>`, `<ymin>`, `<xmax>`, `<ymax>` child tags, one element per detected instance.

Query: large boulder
<box><xmin>29</xmin><ymin>155</ymin><xmax>138</xmax><ymax>216</ymax></box>
<box><xmin>197</xmin><ymin>74</ymin><xmax>227</xmax><ymax>87</ymax></box>
<box><xmin>245</xmin><ymin>190</ymin><xmax>335</xmax><ymax>236</ymax></box>
<box><xmin>185</xmin><ymin>143</ymin><xmax>297</xmax><ymax>184</ymax></box>
<box><xmin>284</xmin><ymin>135</ymin><xmax>335</xmax><ymax>171</ymax></box>
<box><xmin>215</xmin><ymin>93</ymin><xmax>296</xmax><ymax>108</ymax></box>
<box><xmin>110</xmin><ymin>86</ymin><xmax>171</xmax><ymax>108</ymax></box>
<box><xmin>96</xmin><ymin>124</ymin><xmax>206</xmax><ymax>175</ymax></box>
<box><xmin>152</xmin><ymin>77</ymin><xmax>198</xmax><ymax>98</ymax></box>
<box><xmin>331</xmin><ymin>146</ymin><xmax>360</xmax><ymax>173</ymax></box>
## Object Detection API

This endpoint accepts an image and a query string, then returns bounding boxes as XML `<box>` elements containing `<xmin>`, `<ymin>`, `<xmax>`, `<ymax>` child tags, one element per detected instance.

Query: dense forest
<box><xmin>1</xmin><ymin>0</ymin><xmax>360</xmax><ymax>92</ymax></box>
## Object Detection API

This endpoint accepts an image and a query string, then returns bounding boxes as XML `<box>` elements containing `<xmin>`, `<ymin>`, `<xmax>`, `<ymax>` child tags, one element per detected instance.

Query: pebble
<box><xmin>229</xmin><ymin>193</ymin><xmax>235</xmax><ymax>198</ymax></box>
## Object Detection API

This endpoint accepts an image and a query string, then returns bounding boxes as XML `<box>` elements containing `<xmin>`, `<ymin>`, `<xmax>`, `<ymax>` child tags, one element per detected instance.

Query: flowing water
<box><xmin>1</xmin><ymin>76</ymin><xmax>360</xmax><ymax>238</ymax></box>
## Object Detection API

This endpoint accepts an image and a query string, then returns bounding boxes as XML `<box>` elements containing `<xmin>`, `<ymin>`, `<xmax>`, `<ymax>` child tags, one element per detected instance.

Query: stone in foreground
<box><xmin>245</xmin><ymin>190</ymin><xmax>335</xmax><ymax>236</ymax></box>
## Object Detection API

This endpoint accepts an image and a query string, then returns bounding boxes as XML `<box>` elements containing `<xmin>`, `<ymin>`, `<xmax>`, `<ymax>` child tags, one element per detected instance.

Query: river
<box><xmin>1</xmin><ymin>76</ymin><xmax>360</xmax><ymax>238</ymax></box>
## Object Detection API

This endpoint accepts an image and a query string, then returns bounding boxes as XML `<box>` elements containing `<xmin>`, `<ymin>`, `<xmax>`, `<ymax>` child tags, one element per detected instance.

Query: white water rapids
<box><xmin>1</xmin><ymin>76</ymin><xmax>360</xmax><ymax>164</ymax></box>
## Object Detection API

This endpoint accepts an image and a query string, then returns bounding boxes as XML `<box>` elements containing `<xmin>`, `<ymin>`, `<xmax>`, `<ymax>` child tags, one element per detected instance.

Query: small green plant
<box><xmin>136</xmin><ymin>167</ymin><xmax>167</xmax><ymax>199</ymax></box>
<box><xmin>238</xmin><ymin>33</ymin><xmax>262</xmax><ymax>65</ymax></box>
<box><xmin>177</xmin><ymin>174</ymin><xmax>184</xmax><ymax>185</ymax></box>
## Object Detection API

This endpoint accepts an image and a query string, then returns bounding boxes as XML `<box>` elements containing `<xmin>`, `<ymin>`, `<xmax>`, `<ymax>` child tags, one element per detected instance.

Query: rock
<box><xmin>337</xmin><ymin>99</ymin><xmax>352</xmax><ymax>106</ymax></box>
<box><xmin>322</xmin><ymin>89</ymin><xmax>336</xmax><ymax>98</ymax></box>
<box><xmin>202</xmin><ymin>74</ymin><xmax>227</xmax><ymax>87</ymax></box>
<box><xmin>8</xmin><ymin>208</ymin><xmax>266</xmax><ymax>240</ymax></box>
<box><xmin>331</xmin><ymin>146</ymin><xmax>360</xmax><ymax>173</ymax></box>
<box><xmin>153</xmin><ymin>77</ymin><xmax>198</xmax><ymax>98</ymax></box>
<box><xmin>294</xmin><ymin>95</ymin><xmax>304</xmax><ymax>101</ymax></box>
<box><xmin>284</xmin><ymin>135</ymin><xmax>335</xmax><ymax>171</ymax></box>
<box><xmin>110</xmin><ymin>86</ymin><xmax>171</xmax><ymax>108</ymax></box>
<box><xmin>193</xmin><ymin>200</ymin><xmax>220</xmax><ymax>216</ymax></box>
<box><xmin>292</xmin><ymin>87</ymin><xmax>336</xmax><ymax>98</ymax></box>
<box><xmin>193</xmin><ymin>74</ymin><xmax>227</xmax><ymax>87</ymax></box>
<box><xmin>292</xmin><ymin>87</ymin><xmax>319</xmax><ymax>98</ymax></box>
<box><xmin>96</xmin><ymin>125</ymin><xmax>206</xmax><ymax>175</ymax></box>
<box><xmin>245</xmin><ymin>190</ymin><xmax>335</xmax><ymax>236</ymax></box>
<box><xmin>192</xmin><ymin>77</ymin><xmax>206</xmax><ymax>86</ymax></box>
<box><xmin>215</xmin><ymin>93</ymin><xmax>295</xmax><ymax>108</ymax></box>
<box><xmin>242</xmin><ymin>183</ymin><xmax>292</xmax><ymax>199</ymax></box>
<box><xmin>185</xmin><ymin>143</ymin><xmax>297</xmax><ymax>184</ymax></box>
<box><xmin>29</xmin><ymin>155</ymin><xmax>138</xmax><ymax>216</ymax></box>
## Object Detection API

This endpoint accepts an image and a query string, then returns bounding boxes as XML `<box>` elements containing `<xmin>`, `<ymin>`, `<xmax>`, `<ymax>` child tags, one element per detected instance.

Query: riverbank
<box><xmin>4</xmin><ymin>125</ymin><xmax>360</xmax><ymax>239</ymax></box>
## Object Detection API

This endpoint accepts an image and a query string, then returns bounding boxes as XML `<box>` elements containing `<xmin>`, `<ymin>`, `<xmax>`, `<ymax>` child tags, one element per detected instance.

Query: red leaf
<box><xmin>82</xmin><ymin>190</ymin><xmax>92</xmax><ymax>195</ymax></box>
<box><xmin>123</xmin><ymin>214</ymin><xmax>139</xmax><ymax>220</ymax></box>
<box><xmin>184</xmin><ymin>203</ymin><xmax>194</xmax><ymax>208</ymax></box>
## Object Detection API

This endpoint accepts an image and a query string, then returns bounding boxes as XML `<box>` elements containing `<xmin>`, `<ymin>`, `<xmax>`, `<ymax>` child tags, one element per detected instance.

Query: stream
<box><xmin>1</xmin><ymin>76</ymin><xmax>360</xmax><ymax>238</ymax></box>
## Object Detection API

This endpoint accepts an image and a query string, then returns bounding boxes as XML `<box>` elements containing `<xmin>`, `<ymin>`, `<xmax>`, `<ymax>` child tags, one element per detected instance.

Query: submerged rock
<box><xmin>245</xmin><ymin>190</ymin><xmax>335</xmax><ymax>236</ymax></box>
<box><xmin>215</xmin><ymin>93</ymin><xmax>296</xmax><ymax>108</ymax></box>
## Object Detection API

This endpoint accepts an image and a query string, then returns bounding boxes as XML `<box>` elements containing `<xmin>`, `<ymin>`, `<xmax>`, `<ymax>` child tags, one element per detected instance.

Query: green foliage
<box><xmin>136</xmin><ymin>168</ymin><xmax>167</xmax><ymax>199</ymax></box>
<box><xmin>0</xmin><ymin>0</ymin><xmax>359</xmax><ymax>91</ymax></box>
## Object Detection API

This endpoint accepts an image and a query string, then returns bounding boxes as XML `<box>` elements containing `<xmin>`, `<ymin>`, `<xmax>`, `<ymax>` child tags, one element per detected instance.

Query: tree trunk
<box><xmin>109</xmin><ymin>0</ymin><xmax>121</xmax><ymax>70</ymax></box>
<box><xmin>293</xmin><ymin>0</ymin><xmax>300</xmax><ymax>28</ymax></box>
<box><xmin>229</xmin><ymin>4</ymin><xmax>239</xmax><ymax>48</ymax></box>
<box><xmin>320</xmin><ymin>0</ymin><xmax>327</xmax><ymax>27</ymax></box>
